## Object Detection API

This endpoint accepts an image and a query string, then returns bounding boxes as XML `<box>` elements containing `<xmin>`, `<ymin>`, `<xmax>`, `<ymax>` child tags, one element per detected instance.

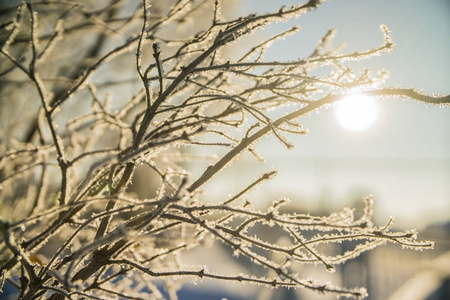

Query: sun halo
<box><xmin>335</xmin><ymin>94</ymin><xmax>378</xmax><ymax>131</ymax></box>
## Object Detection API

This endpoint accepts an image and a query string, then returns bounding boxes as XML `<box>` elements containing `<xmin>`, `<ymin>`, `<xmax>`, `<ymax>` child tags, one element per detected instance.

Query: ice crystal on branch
<box><xmin>0</xmin><ymin>0</ymin><xmax>446</xmax><ymax>299</ymax></box>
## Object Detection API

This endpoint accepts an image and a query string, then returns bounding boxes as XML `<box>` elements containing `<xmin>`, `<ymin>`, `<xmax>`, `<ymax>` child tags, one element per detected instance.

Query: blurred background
<box><xmin>186</xmin><ymin>0</ymin><xmax>450</xmax><ymax>299</ymax></box>
<box><xmin>212</xmin><ymin>0</ymin><xmax>450</xmax><ymax>230</ymax></box>
<box><xmin>0</xmin><ymin>0</ymin><xmax>448</xmax><ymax>299</ymax></box>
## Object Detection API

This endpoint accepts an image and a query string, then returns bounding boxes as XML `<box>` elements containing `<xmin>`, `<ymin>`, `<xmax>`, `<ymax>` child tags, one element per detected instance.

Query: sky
<box><xmin>0</xmin><ymin>1</ymin><xmax>446</xmax><ymax>299</ymax></box>
<box><xmin>204</xmin><ymin>0</ymin><xmax>450</xmax><ymax>229</ymax></box>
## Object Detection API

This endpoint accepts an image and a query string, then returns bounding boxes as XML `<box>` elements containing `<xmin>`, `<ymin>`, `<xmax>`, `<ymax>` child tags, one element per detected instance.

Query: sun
<box><xmin>335</xmin><ymin>94</ymin><xmax>377</xmax><ymax>131</ymax></box>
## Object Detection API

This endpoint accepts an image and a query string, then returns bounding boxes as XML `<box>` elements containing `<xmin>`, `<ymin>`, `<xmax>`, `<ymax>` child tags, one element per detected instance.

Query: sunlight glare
<box><xmin>335</xmin><ymin>94</ymin><xmax>377</xmax><ymax>131</ymax></box>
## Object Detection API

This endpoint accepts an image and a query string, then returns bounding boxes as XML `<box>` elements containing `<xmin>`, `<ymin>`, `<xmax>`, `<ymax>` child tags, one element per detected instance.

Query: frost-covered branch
<box><xmin>0</xmin><ymin>0</ymin><xmax>444</xmax><ymax>299</ymax></box>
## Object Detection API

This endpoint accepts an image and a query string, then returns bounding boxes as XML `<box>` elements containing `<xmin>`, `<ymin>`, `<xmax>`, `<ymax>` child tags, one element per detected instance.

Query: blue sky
<box><xmin>210</xmin><ymin>0</ymin><xmax>450</xmax><ymax>229</ymax></box>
